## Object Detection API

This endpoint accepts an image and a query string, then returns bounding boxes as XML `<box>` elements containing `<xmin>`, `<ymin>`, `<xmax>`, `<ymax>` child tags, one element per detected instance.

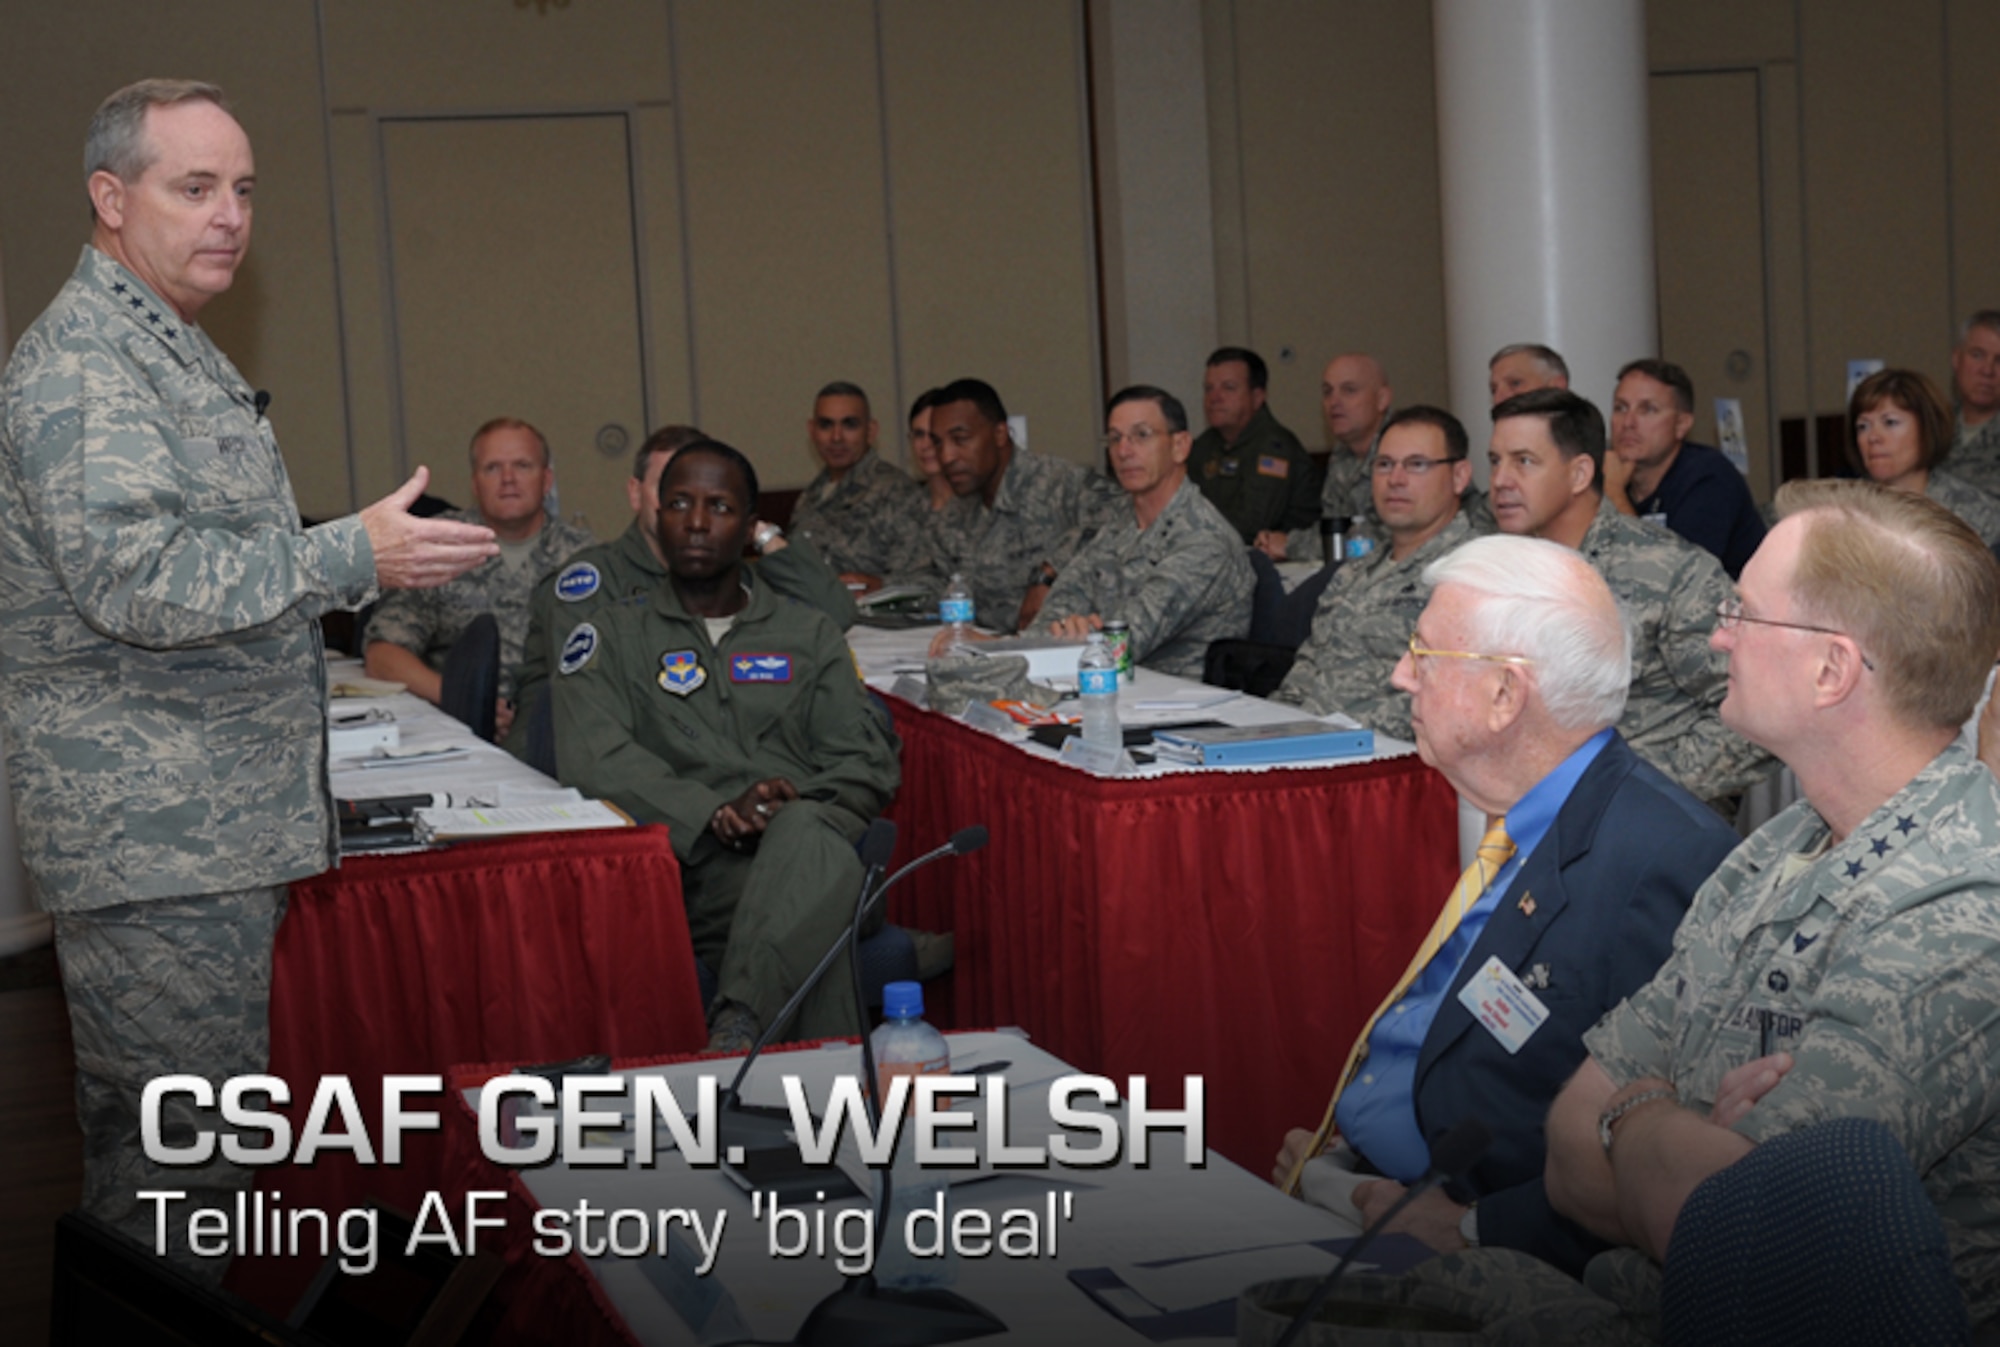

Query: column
<box><xmin>1433</xmin><ymin>0</ymin><xmax>1656</xmax><ymax>450</ymax></box>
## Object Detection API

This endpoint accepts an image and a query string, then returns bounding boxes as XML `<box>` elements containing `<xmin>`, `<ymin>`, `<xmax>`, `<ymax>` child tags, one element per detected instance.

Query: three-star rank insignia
<box><xmin>659</xmin><ymin>650</ymin><xmax>706</xmax><ymax>696</ymax></box>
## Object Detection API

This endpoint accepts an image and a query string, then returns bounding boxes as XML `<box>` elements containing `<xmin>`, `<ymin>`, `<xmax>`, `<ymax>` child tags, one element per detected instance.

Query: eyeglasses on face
<box><xmin>1406</xmin><ymin>633</ymin><xmax>1534</xmax><ymax>667</ymax></box>
<box><xmin>1715</xmin><ymin>599</ymin><xmax>1876</xmax><ymax>672</ymax></box>
<box><xmin>1372</xmin><ymin>455</ymin><xmax>1458</xmax><ymax>477</ymax></box>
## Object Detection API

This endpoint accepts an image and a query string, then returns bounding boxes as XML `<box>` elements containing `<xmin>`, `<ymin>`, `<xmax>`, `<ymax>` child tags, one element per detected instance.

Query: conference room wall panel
<box><xmin>1797</xmin><ymin>2</ymin><xmax>1954</xmax><ymax>415</ymax></box>
<box><xmin>1205</xmin><ymin>0</ymin><xmax>1450</xmax><ymax>444</ymax></box>
<box><xmin>877</xmin><ymin>0</ymin><xmax>1104</xmax><ymax>467</ymax></box>
<box><xmin>669</xmin><ymin>1</ymin><xmax>901</xmax><ymax>485</ymax></box>
<box><xmin>0</xmin><ymin>0</ymin><xmax>352</xmax><ymax>514</ymax></box>
<box><xmin>1946</xmin><ymin>0</ymin><xmax>2000</xmax><ymax>328</ymax></box>
<box><xmin>319</xmin><ymin>0</ymin><xmax>675</xmax><ymax>112</ymax></box>
<box><xmin>1645</xmin><ymin>0</ymin><xmax>1793</xmax><ymax>68</ymax></box>
<box><xmin>3</xmin><ymin>1</ymin><xmax>1996</xmax><ymax>521</ymax></box>
<box><xmin>1649</xmin><ymin>70</ymin><xmax>1776</xmax><ymax>499</ymax></box>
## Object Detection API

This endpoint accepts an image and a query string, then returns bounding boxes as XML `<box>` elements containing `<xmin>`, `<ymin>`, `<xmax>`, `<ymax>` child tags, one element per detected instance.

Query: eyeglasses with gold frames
<box><xmin>1715</xmin><ymin>599</ymin><xmax>1876</xmax><ymax>672</ymax></box>
<box><xmin>1406</xmin><ymin>633</ymin><xmax>1535</xmax><ymax>667</ymax></box>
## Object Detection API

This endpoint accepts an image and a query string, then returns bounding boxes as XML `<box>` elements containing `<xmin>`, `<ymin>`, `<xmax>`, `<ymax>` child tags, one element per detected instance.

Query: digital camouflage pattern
<box><xmin>0</xmin><ymin>248</ymin><xmax>377</xmax><ymax>913</ymax></box>
<box><xmin>54</xmin><ymin>887</ymin><xmax>284</xmax><ymax>1282</ymax></box>
<box><xmin>1185</xmin><ymin>402</ymin><xmax>1321</xmax><ymax>542</ymax></box>
<box><xmin>363</xmin><ymin>507</ymin><xmax>593</xmax><ymax>700</ymax></box>
<box><xmin>551</xmin><ymin>571</ymin><xmax>899</xmax><ymax>1037</ymax></box>
<box><xmin>1576</xmin><ymin>497</ymin><xmax>1774</xmax><ymax>803</ymax></box>
<box><xmin>893</xmin><ymin>446</ymin><xmax>1123</xmax><ymax>630</ymax></box>
<box><xmin>508</xmin><ymin>518</ymin><xmax>856</xmax><ymax>753</ymax></box>
<box><xmin>1587</xmin><ymin>742</ymin><xmax>2000</xmax><ymax>1328</ymax></box>
<box><xmin>1271</xmin><ymin>509</ymin><xmax>1485</xmax><ymax>738</ymax></box>
<box><xmin>1032</xmin><ymin>477</ymin><xmax>1253</xmax><ymax>677</ymax></box>
<box><xmin>789</xmin><ymin>448</ymin><xmax>924</xmax><ymax>576</ymax></box>
<box><xmin>1947</xmin><ymin>413</ymin><xmax>2000</xmax><ymax>498</ymax></box>
<box><xmin>1285</xmin><ymin>437</ymin><xmax>1494</xmax><ymax>561</ymax></box>
<box><xmin>1926</xmin><ymin>469</ymin><xmax>2000</xmax><ymax>550</ymax></box>
<box><xmin>1237</xmin><ymin>1251</ymin><xmax>1653</xmax><ymax>1346</ymax></box>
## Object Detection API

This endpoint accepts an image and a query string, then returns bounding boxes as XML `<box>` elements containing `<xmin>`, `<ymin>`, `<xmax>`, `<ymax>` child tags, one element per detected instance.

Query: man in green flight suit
<box><xmin>551</xmin><ymin>439</ymin><xmax>900</xmax><ymax>1053</ymax></box>
<box><xmin>507</xmin><ymin>422</ymin><xmax>855</xmax><ymax>763</ymax></box>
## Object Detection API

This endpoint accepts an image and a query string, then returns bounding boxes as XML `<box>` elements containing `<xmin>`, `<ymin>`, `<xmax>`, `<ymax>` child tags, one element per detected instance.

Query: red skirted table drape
<box><xmin>879</xmin><ymin>700</ymin><xmax>1462</xmax><ymax>1170</ymax></box>
<box><xmin>230</xmin><ymin>825</ymin><xmax>707</xmax><ymax>1315</ymax></box>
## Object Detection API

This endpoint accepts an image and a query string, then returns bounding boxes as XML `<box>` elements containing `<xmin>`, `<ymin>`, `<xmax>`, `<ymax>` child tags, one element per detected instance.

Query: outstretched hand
<box><xmin>361</xmin><ymin>467</ymin><xmax>499</xmax><ymax>589</ymax></box>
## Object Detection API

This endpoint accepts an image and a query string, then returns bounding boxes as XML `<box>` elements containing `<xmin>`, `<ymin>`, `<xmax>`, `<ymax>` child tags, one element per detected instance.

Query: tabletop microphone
<box><xmin>872</xmin><ymin>825</ymin><xmax>987</xmax><ymax>902</ymax></box>
<box><xmin>1273</xmin><ymin>1117</ymin><xmax>1493</xmax><ymax>1347</ymax></box>
<box><xmin>796</xmin><ymin>820</ymin><xmax>1003</xmax><ymax>1345</ymax></box>
<box><xmin>716</xmin><ymin>819</ymin><xmax>898</xmax><ymax>1150</ymax></box>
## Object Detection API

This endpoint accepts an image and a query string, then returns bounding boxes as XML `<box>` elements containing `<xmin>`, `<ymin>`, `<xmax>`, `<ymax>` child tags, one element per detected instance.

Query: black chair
<box><xmin>1201</xmin><ymin>638</ymin><xmax>1297</xmax><ymax>698</ymax></box>
<box><xmin>1247</xmin><ymin>547</ymin><xmax>1339</xmax><ymax>649</ymax></box>
<box><xmin>438</xmin><ymin>613</ymin><xmax>500</xmax><ymax>742</ymax></box>
<box><xmin>1660</xmin><ymin>1116</ymin><xmax>1969</xmax><ymax>1346</ymax></box>
<box><xmin>517</xmin><ymin>681</ymin><xmax>558</xmax><ymax>777</ymax></box>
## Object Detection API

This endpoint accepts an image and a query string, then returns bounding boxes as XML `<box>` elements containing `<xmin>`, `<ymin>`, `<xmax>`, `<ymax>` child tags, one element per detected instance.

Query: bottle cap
<box><xmin>883</xmin><ymin>981</ymin><xmax>925</xmax><ymax>1019</ymax></box>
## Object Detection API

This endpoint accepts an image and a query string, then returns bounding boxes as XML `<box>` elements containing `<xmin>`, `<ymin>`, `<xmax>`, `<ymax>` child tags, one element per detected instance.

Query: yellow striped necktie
<box><xmin>1282</xmin><ymin>819</ymin><xmax>1516</xmax><ymax>1195</ymax></box>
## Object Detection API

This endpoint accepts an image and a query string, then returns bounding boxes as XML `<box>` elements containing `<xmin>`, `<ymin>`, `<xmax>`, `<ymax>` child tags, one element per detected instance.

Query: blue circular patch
<box><xmin>558</xmin><ymin>623</ymin><xmax>599</xmax><ymax>675</ymax></box>
<box><xmin>556</xmin><ymin>562</ymin><xmax>601</xmax><ymax>603</ymax></box>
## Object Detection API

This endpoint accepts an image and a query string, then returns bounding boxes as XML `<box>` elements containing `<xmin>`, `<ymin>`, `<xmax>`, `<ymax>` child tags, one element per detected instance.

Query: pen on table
<box><xmin>963</xmin><ymin>1059</ymin><xmax>1010</xmax><ymax>1076</ymax></box>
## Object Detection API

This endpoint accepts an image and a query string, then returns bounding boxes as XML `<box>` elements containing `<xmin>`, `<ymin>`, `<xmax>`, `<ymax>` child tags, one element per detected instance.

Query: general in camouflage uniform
<box><xmin>1272</xmin><ymin>510</ymin><xmax>1482</xmax><ymax>738</ymax></box>
<box><xmin>1539</xmin><ymin>482</ymin><xmax>2000</xmax><ymax>1332</ymax></box>
<box><xmin>1584</xmin><ymin>741</ymin><xmax>2000</xmax><ymax>1328</ymax></box>
<box><xmin>364</xmin><ymin>506</ymin><xmax>592</xmax><ymax>700</ymax></box>
<box><xmin>790</xmin><ymin>448</ymin><xmax>924</xmax><ymax>577</ymax></box>
<box><xmin>1576</xmin><ymin>497</ymin><xmax>1774</xmax><ymax>802</ymax></box>
<box><xmin>1034</xmin><ymin>476</ymin><xmax>1253</xmax><ymax>678</ymax></box>
<box><xmin>0</xmin><ymin>82</ymin><xmax>493</xmax><ymax>1278</ymax></box>
<box><xmin>923</xmin><ymin>451</ymin><xmax>1124</xmax><ymax>630</ymax></box>
<box><xmin>1185</xmin><ymin>402</ymin><xmax>1321</xmax><ymax>543</ymax></box>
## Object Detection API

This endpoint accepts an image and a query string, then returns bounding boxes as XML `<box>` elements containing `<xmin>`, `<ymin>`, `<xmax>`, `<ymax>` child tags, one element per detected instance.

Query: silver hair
<box><xmin>1488</xmin><ymin>343</ymin><xmax>1570</xmax><ymax>381</ymax></box>
<box><xmin>85</xmin><ymin>79</ymin><xmax>228</xmax><ymax>186</ymax></box>
<box><xmin>1422</xmin><ymin>534</ymin><xmax>1632</xmax><ymax>731</ymax></box>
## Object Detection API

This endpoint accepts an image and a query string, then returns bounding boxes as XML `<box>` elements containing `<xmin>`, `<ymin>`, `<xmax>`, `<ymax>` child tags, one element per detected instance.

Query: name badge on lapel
<box><xmin>1457</xmin><ymin>955</ymin><xmax>1551</xmax><ymax>1056</ymax></box>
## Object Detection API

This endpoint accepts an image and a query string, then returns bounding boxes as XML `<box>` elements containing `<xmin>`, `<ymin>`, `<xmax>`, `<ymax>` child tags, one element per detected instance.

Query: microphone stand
<box><xmin>790</xmin><ymin>827</ymin><xmax>1003</xmax><ymax>1346</ymax></box>
<box><xmin>714</xmin><ymin>819</ymin><xmax>899</xmax><ymax>1154</ymax></box>
<box><xmin>1272</xmin><ymin>1118</ymin><xmax>1493</xmax><ymax>1347</ymax></box>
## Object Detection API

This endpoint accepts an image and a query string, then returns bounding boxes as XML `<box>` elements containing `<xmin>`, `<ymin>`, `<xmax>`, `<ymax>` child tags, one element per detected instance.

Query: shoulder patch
<box><xmin>555</xmin><ymin>562</ymin><xmax>601</xmax><ymax>602</ymax></box>
<box><xmin>659</xmin><ymin>650</ymin><xmax>707</xmax><ymax>696</ymax></box>
<box><xmin>557</xmin><ymin>622</ymin><xmax>599</xmax><ymax>675</ymax></box>
<box><xmin>1257</xmin><ymin>454</ymin><xmax>1291</xmax><ymax>479</ymax></box>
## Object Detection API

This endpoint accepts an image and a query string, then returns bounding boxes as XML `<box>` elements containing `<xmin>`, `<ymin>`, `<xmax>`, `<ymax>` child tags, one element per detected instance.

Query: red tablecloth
<box><xmin>232</xmin><ymin>825</ymin><xmax>707</xmax><ymax>1313</ymax></box>
<box><xmin>880</xmin><ymin>701</ymin><xmax>1462</xmax><ymax>1169</ymax></box>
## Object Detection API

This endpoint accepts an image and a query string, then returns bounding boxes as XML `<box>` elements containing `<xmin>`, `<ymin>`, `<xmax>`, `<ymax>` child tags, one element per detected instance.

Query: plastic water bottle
<box><xmin>1078</xmin><ymin>632</ymin><xmax>1121</xmax><ymax>748</ymax></box>
<box><xmin>939</xmin><ymin>574</ymin><xmax>975</xmax><ymax>655</ymax></box>
<box><xmin>872</xmin><ymin>981</ymin><xmax>954</xmax><ymax>1289</ymax></box>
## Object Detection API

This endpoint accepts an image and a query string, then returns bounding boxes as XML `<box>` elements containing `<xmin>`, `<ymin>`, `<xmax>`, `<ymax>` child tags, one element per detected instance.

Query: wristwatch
<box><xmin>1598</xmin><ymin>1087</ymin><xmax>1678</xmax><ymax>1154</ymax></box>
<box><xmin>1458</xmin><ymin>1203</ymin><xmax>1480</xmax><ymax>1247</ymax></box>
<box><xmin>753</xmin><ymin>522</ymin><xmax>784</xmax><ymax>551</ymax></box>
